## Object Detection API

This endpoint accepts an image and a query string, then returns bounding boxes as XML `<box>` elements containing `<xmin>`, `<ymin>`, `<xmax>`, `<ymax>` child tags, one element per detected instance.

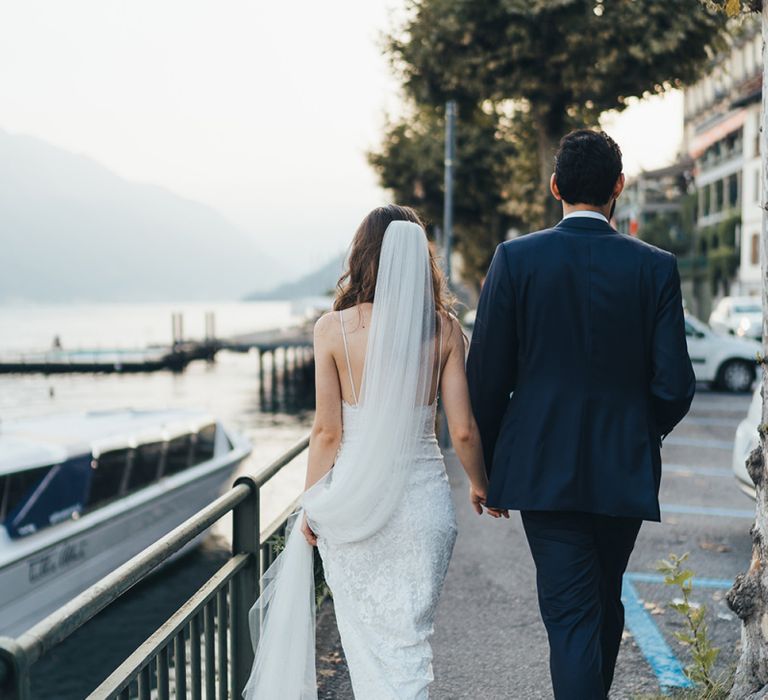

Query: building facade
<box><xmin>682</xmin><ymin>20</ymin><xmax>762</xmax><ymax>309</ymax></box>
<box><xmin>618</xmin><ymin>22</ymin><xmax>762</xmax><ymax>319</ymax></box>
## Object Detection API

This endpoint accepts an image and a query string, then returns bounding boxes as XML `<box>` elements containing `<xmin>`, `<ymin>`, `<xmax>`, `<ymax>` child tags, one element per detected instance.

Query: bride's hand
<box><xmin>469</xmin><ymin>482</ymin><xmax>510</xmax><ymax>519</ymax></box>
<box><xmin>301</xmin><ymin>513</ymin><xmax>317</xmax><ymax>546</ymax></box>
<box><xmin>469</xmin><ymin>482</ymin><xmax>488</xmax><ymax>515</ymax></box>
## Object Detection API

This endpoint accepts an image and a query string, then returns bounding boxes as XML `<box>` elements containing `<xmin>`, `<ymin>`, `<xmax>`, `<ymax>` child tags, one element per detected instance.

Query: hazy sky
<box><xmin>0</xmin><ymin>1</ymin><xmax>683</xmax><ymax>276</ymax></box>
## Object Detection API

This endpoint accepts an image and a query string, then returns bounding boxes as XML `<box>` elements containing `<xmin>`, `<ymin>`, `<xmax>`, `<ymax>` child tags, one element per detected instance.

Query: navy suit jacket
<box><xmin>466</xmin><ymin>215</ymin><xmax>695</xmax><ymax>521</ymax></box>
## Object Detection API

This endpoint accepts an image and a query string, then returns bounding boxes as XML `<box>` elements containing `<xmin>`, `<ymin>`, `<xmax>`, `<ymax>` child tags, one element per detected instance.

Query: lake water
<box><xmin>0</xmin><ymin>300</ymin><xmax>319</xmax><ymax>698</ymax></box>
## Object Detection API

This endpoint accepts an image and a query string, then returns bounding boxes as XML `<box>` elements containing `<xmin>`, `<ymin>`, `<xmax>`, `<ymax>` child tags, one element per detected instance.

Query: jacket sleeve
<box><xmin>466</xmin><ymin>243</ymin><xmax>517</xmax><ymax>475</ymax></box>
<box><xmin>650</xmin><ymin>257</ymin><xmax>696</xmax><ymax>438</ymax></box>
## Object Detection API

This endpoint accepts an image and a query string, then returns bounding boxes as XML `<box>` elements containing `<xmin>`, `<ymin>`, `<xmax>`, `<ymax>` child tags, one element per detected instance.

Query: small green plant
<box><xmin>656</xmin><ymin>553</ymin><xmax>720</xmax><ymax>691</ymax></box>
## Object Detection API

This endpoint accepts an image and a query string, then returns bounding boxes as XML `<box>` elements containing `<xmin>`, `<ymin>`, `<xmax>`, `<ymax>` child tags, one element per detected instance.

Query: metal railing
<box><xmin>0</xmin><ymin>435</ymin><xmax>310</xmax><ymax>699</ymax></box>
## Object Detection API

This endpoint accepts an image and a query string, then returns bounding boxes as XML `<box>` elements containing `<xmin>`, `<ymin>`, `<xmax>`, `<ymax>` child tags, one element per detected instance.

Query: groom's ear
<box><xmin>550</xmin><ymin>173</ymin><xmax>562</xmax><ymax>201</ymax></box>
<box><xmin>612</xmin><ymin>173</ymin><xmax>625</xmax><ymax>200</ymax></box>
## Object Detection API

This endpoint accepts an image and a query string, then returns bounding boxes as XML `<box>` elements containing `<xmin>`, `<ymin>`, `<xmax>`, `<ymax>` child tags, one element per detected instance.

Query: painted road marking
<box><xmin>622</xmin><ymin>574</ymin><xmax>734</xmax><ymax>691</ymax></box>
<box><xmin>664</xmin><ymin>437</ymin><xmax>733</xmax><ymax>450</ymax></box>
<box><xmin>661</xmin><ymin>503</ymin><xmax>754</xmax><ymax>519</ymax></box>
<box><xmin>664</xmin><ymin>464</ymin><xmax>733</xmax><ymax>478</ymax></box>
<box><xmin>626</xmin><ymin>573</ymin><xmax>734</xmax><ymax>589</ymax></box>
<box><xmin>621</xmin><ymin>578</ymin><xmax>692</xmax><ymax>690</ymax></box>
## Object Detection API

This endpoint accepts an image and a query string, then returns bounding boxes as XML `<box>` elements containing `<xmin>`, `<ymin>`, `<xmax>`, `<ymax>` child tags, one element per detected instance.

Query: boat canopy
<box><xmin>0</xmin><ymin>408</ymin><xmax>224</xmax><ymax>540</ymax></box>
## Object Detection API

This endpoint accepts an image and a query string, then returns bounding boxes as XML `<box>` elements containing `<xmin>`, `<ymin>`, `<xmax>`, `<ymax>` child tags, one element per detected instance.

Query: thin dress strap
<box><xmin>434</xmin><ymin>314</ymin><xmax>444</xmax><ymax>399</ymax></box>
<box><xmin>339</xmin><ymin>311</ymin><xmax>359</xmax><ymax>405</ymax></box>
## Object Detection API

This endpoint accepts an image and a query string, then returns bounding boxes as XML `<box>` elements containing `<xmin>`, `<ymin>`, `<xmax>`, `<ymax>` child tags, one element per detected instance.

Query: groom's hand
<box><xmin>486</xmin><ymin>506</ymin><xmax>510</xmax><ymax>519</ymax></box>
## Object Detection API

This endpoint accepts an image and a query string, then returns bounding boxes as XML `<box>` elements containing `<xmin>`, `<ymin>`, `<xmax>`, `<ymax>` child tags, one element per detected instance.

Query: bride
<box><xmin>243</xmin><ymin>204</ymin><xmax>502</xmax><ymax>700</ymax></box>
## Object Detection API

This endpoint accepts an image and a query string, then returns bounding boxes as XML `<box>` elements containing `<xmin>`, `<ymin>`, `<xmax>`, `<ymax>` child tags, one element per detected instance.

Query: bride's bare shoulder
<box><xmin>314</xmin><ymin>311</ymin><xmax>339</xmax><ymax>339</ymax></box>
<box><xmin>440</xmin><ymin>312</ymin><xmax>467</xmax><ymax>351</ymax></box>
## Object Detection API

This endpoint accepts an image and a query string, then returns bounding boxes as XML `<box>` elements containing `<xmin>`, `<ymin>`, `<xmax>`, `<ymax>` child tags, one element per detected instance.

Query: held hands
<box><xmin>301</xmin><ymin>513</ymin><xmax>318</xmax><ymax>546</ymax></box>
<box><xmin>469</xmin><ymin>481</ymin><xmax>509</xmax><ymax>519</ymax></box>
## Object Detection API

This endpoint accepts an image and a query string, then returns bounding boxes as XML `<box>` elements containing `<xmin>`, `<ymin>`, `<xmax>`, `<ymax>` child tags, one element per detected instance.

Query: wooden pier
<box><xmin>0</xmin><ymin>312</ymin><xmax>315</xmax><ymax>378</ymax></box>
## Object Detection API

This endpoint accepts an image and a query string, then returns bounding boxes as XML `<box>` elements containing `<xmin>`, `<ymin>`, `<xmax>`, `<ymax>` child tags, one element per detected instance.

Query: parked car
<box><xmin>733</xmin><ymin>386</ymin><xmax>760</xmax><ymax>499</ymax></box>
<box><xmin>685</xmin><ymin>314</ymin><xmax>760</xmax><ymax>392</ymax></box>
<box><xmin>709</xmin><ymin>296</ymin><xmax>762</xmax><ymax>340</ymax></box>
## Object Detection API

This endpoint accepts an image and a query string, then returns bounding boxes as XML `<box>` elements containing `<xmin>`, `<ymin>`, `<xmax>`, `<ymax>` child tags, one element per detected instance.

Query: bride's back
<box><xmin>331</xmin><ymin>303</ymin><xmax>446</xmax><ymax>408</ymax></box>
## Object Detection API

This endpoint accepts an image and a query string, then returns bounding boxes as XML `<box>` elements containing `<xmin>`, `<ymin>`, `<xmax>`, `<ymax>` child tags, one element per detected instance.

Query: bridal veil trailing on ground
<box><xmin>242</xmin><ymin>220</ymin><xmax>437</xmax><ymax>699</ymax></box>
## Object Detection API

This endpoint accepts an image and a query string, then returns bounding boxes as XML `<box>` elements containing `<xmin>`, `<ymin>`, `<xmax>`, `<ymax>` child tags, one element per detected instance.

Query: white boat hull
<box><xmin>0</xmin><ymin>449</ymin><xmax>246</xmax><ymax>638</ymax></box>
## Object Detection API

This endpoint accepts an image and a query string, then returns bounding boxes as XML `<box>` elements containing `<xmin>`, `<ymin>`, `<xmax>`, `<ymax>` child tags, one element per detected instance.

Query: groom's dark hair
<box><xmin>554</xmin><ymin>129</ymin><xmax>623</xmax><ymax>206</ymax></box>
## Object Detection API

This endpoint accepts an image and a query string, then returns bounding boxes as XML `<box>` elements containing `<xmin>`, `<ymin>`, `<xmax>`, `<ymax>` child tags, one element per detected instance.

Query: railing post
<box><xmin>0</xmin><ymin>637</ymin><xmax>31</xmax><ymax>700</ymax></box>
<box><xmin>231</xmin><ymin>475</ymin><xmax>260</xmax><ymax>696</ymax></box>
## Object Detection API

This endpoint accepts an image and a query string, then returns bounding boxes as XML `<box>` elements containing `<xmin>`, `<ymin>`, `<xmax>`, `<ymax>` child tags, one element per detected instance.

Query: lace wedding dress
<box><xmin>315</xmin><ymin>316</ymin><xmax>457</xmax><ymax>699</ymax></box>
<box><xmin>243</xmin><ymin>220</ymin><xmax>456</xmax><ymax>700</ymax></box>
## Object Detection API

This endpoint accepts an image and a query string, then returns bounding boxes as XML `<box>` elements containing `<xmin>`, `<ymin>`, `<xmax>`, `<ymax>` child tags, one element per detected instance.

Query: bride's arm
<box><xmin>301</xmin><ymin>313</ymin><xmax>343</xmax><ymax>544</ymax></box>
<box><xmin>440</xmin><ymin>316</ymin><xmax>508</xmax><ymax>518</ymax></box>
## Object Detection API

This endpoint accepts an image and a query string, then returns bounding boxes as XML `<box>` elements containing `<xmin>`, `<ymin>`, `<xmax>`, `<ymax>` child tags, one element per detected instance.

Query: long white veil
<box><xmin>243</xmin><ymin>220</ymin><xmax>437</xmax><ymax>699</ymax></box>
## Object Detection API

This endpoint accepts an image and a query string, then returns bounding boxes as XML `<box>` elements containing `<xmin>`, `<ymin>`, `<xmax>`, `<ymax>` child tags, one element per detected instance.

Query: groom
<box><xmin>467</xmin><ymin>129</ymin><xmax>695</xmax><ymax>699</ymax></box>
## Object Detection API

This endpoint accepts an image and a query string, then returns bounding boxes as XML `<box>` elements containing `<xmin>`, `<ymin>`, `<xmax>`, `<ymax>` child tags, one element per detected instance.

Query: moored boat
<box><xmin>0</xmin><ymin>408</ymin><xmax>251</xmax><ymax>637</ymax></box>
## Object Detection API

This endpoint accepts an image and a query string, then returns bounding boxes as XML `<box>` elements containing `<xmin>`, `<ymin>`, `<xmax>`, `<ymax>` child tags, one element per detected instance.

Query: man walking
<box><xmin>467</xmin><ymin>129</ymin><xmax>695</xmax><ymax>699</ymax></box>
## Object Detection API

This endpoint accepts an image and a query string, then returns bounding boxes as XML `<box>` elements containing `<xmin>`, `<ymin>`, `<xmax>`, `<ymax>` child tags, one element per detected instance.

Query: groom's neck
<box><xmin>561</xmin><ymin>201</ymin><xmax>612</xmax><ymax>220</ymax></box>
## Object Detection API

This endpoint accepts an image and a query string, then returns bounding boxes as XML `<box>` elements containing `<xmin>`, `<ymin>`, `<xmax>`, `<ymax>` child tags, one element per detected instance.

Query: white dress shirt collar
<box><xmin>561</xmin><ymin>210</ymin><xmax>609</xmax><ymax>224</ymax></box>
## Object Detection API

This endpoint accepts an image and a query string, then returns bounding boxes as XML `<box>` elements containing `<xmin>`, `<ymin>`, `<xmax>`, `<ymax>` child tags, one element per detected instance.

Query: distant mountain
<box><xmin>0</xmin><ymin>129</ymin><xmax>282</xmax><ymax>302</ymax></box>
<box><xmin>246</xmin><ymin>253</ymin><xmax>345</xmax><ymax>301</ymax></box>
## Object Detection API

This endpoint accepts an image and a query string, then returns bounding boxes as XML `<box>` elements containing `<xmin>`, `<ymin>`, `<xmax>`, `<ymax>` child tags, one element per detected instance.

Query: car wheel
<box><xmin>718</xmin><ymin>360</ymin><xmax>756</xmax><ymax>393</ymax></box>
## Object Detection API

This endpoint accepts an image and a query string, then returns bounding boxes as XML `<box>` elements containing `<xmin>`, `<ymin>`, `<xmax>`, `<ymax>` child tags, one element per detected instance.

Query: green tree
<box><xmin>368</xmin><ymin>104</ymin><xmax>524</xmax><ymax>284</ymax></box>
<box><xmin>386</xmin><ymin>0</ymin><xmax>727</xmax><ymax>225</ymax></box>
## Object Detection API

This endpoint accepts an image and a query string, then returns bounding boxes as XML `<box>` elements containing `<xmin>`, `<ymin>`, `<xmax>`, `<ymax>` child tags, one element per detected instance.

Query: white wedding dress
<box><xmin>316</xmin><ymin>316</ymin><xmax>457</xmax><ymax>699</ymax></box>
<box><xmin>243</xmin><ymin>220</ymin><xmax>456</xmax><ymax>700</ymax></box>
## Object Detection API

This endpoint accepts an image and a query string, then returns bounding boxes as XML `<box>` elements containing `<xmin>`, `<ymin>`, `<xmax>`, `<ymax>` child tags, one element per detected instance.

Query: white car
<box><xmin>709</xmin><ymin>296</ymin><xmax>762</xmax><ymax>340</ymax></box>
<box><xmin>686</xmin><ymin>314</ymin><xmax>761</xmax><ymax>392</ymax></box>
<box><xmin>733</xmin><ymin>385</ymin><xmax>761</xmax><ymax>499</ymax></box>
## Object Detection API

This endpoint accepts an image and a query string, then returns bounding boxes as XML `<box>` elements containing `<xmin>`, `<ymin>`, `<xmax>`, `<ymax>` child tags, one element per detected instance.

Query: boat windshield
<box><xmin>2</xmin><ymin>423</ymin><xmax>223</xmax><ymax>538</ymax></box>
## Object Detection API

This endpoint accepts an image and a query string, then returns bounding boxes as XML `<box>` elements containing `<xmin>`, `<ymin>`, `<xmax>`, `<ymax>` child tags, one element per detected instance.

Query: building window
<box><xmin>756</xmin><ymin>170</ymin><xmax>761</xmax><ymax>204</ymax></box>
<box><xmin>715</xmin><ymin>180</ymin><xmax>724</xmax><ymax>213</ymax></box>
<box><xmin>729</xmin><ymin>173</ymin><xmax>740</xmax><ymax>208</ymax></box>
<box><xmin>752</xmin><ymin>233</ymin><xmax>760</xmax><ymax>266</ymax></box>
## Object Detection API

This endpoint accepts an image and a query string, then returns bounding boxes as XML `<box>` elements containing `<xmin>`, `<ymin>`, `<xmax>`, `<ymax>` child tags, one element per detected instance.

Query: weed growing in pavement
<box><xmin>640</xmin><ymin>553</ymin><xmax>731</xmax><ymax>699</ymax></box>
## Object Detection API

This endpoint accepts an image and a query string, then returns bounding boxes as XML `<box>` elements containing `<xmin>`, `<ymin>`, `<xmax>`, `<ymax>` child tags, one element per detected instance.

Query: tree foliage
<box><xmin>369</xmin><ymin>104</ymin><xmax>524</xmax><ymax>283</ymax></box>
<box><xmin>371</xmin><ymin>0</ymin><xmax>730</xmax><ymax>286</ymax></box>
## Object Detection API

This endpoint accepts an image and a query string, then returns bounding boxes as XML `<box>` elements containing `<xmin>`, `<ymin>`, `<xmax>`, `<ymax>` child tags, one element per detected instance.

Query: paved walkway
<box><xmin>316</xmin><ymin>451</ymin><xmax>663</xmax><ymax>699</ymax></box>
<box><xmin>317</xmin><ymin>389</ymin><xmax>758</xmax><ymax>698</ymax></box>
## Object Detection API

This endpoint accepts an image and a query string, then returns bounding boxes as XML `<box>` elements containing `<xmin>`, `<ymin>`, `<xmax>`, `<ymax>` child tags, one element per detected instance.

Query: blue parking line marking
<box><xmin>622</xmin><ymin>573</ymin><xmax>734</xmax><ymax>690</ymax></box>
<box><xmin>626</xmin><ymin>572</ymin><xmax>733</xmax><ymax>589</ymax></box>
<box><xmin>664</xmin><ymin>437</ymin><xmax>733</xmax><ymax>450</ymax></box>
<box><xmin>621</xmin><ymin>578</ymin><xmax>693</xmax><ymax>690</ymax></box>
<box><xmin>661</xmin><ymin>503</ymin><xmax>754</xmax><ymax>519</ymax></box>
<box><xmin>664</xmin><ymin>464</ymin><xmax>733</xmax><ymax>477</ymax></box>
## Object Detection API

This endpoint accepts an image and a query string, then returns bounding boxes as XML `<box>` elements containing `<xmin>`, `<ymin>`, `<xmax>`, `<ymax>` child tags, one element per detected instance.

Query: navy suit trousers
<box><xmin>521</xmin><ymin>511</ymin><xmax>642</xmax><ymax>700</ymax></box>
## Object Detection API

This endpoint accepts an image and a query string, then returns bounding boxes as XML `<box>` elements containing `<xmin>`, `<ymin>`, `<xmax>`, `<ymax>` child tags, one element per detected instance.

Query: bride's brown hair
<box><xmin>334</xmin><ymin>204</ymin><xmax>454</xmax><ymax>314</ymax></box>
